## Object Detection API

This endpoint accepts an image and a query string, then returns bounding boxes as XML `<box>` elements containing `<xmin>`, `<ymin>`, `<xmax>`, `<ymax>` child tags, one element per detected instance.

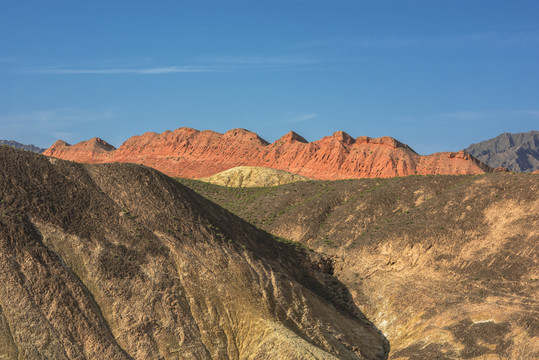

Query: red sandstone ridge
<box><xmin>43</xmin><ymin>128</ymin><xmax>493</xmax><ymax>180</ymax></box>
<box><xmin>45</xmin><ymin>138</ymin><xmax>116</xmax><ymax>163</ymax></box>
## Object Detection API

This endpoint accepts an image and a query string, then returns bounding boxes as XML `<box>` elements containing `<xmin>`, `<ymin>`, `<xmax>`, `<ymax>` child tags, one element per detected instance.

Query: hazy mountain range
<box><xmin>0</xmin><ymin>140</ymin><xmax>45</xmax><ymax>153</ymax></box>
<box><xmin>465</xmin><ymin>130</ymin><xmax>539</xmax><ymax>172</ymax></box>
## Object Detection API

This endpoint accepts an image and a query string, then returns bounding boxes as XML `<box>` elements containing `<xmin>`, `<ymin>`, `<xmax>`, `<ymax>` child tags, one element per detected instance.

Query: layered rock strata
<box><xmin>44</xmin><ymin>128</ymin><xmax>493</xmax><ymax>180</ymax></box>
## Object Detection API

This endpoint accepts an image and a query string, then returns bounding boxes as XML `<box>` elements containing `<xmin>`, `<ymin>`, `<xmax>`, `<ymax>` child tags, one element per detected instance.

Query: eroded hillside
<box><xmin>198</xmin><ymin>166</ymin><xmax>310</xmax><ymax>187</ymax></box>
<box><xmin>0</xmin><ymin>147</ymin><xmax>389</xmax><ymax>359</ymax></box>
<box><xmin>179</xmin><ymin>173</ymin><xmax>539</xmax><ymax>359</ymax></box>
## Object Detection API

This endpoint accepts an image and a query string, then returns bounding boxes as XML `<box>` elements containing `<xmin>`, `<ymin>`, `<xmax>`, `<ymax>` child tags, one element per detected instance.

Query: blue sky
<box><xmin>1</xmin><ymin>0</ymin><xmax>538</xmax><ymax>154</ymax></box>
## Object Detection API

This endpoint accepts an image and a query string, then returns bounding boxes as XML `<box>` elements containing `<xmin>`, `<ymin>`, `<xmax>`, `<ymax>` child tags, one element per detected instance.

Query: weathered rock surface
<box><xmin>44</xmin><ymin>128</ymin><xmax>493</xmax><ymax>180</ymax></box>
<box><xmin>465</xmin><ymin>131</ymin><xmax>539</xmax><ymax>172</ymax></box>
<box><xmin>0</xmin><ymin>146</ymin><xmax>389</xmax><ymax>359</ymax></box>
<box><xmin>180</xmin><ymin>173</ymin><xmax>539</xmax><ymax>359</ymax></box>
<box><xmin>47</xmin><ymin>137</ymin><xmax>116</xmax><ymax>163</ymax></box>
<box><xmin>199</xmin><ymin>166</ymin><xmax>311</xmax><ymax>187</ymax></box>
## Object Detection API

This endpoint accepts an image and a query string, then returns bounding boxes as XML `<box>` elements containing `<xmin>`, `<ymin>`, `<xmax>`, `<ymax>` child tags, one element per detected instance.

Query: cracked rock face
<box><xmin>0</xmin><ymin>146</ymin><xmax>388</xmax><ymax>360</ymax></box>
<box><xmin>43</xmin><ymin>127</ymin><xmax>492</xmax><ymax>180</ymax></box>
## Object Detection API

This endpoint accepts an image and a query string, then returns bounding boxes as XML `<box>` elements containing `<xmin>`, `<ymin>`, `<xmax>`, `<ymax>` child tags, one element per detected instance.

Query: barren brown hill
<box><xmin>178</xmin><ymin>173</ymin><xmax>539</xmax><ymax>359</ymax></box>
<box><xmin>0</xmin><ymin>146</ymin><xmax>389</xmax><ymax>359</ymax></box>
<box><xmin>44</xmin><ymin>127</ymin><xmax>493</xmax><ymax>180</ymax></box>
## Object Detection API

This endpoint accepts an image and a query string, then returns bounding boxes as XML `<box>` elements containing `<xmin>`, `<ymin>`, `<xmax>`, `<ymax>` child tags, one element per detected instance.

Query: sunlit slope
<box><xmin>198</xmin><ymin>166</ymin><xmax>310</xmax><ymax>187</ymax></box>
<box><xmin>180</xmin><ymin>173</ymin><xmax>539</xmax><ymax>359</ymax></box>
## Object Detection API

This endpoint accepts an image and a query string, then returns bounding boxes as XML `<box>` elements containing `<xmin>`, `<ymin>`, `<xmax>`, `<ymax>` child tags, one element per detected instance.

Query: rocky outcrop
<box><xmin>44</xmin><ymin>127</ymin><xmax>493</xmax><ymax>180</ymax></box>
<box><xmin>465</xmin><ymin>131</ymin><xmax>539</xmax><ymax>172</ymax></box>
<box><xmin>199</xmin><ymin>166</ymin><xmax>311</xmax><ymax>187</ymax></box>
<box><xmin>0</xmin><ymin>146</ymin><xmax>388</xmax><ymax>359</ymax></box>
<box><xmin>45</xmin><ymin>137</ymin><xmax>116</xmax><ymax>163</ymax></box>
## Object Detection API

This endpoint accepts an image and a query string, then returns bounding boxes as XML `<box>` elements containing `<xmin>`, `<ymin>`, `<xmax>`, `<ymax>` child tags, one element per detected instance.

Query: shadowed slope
<box><xmin>0</xmin><ymin>147</ymin><xmax>388</xmax><ymax>359</ymax></box>
<box><xmin>179</xmin><ymin>173</ymin><xmax>539</xmax><ymax>359</ymax></box>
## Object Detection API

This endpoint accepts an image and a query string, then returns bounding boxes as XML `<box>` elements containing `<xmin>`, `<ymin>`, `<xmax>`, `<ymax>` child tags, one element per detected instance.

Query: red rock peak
<box><xmin>51</xmin><ymin>139</ymin><xmax>70</xmax><ymax>147</ymax></box>
<box><xmin>332</xmin><ymin>131</ymin><xmax>355</xmax><ymax>145</ymax></box>
<box><xmin>223</xmin><ymin>128</ymin><xmax>269</xmax><ymax>145</ymax></box>
<box><xmin>173</xmin><ymin>127</ymin><xmax>199</xmax><ymax>135</ymax></box>
<box><xmin>277</xmin><ymin>131</ymin><xmax>308</xmax><ymax>144</ymax></box>
<box><xmin>89</xmin><ymin>137</ymin><xmax>116</xmax><ymax>151</ymax></box>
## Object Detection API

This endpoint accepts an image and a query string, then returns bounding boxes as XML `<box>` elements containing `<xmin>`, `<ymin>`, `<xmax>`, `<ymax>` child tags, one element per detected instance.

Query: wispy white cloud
<box><xmin>285</xmin><ymin>112</ymin><xmax>318</xmax><ymax>123</ymax></box>
<box><xmin>30</xmin><ymin>66</ymin><xmax>211</xmax><ymax>75</ymax></box>
<box><xmin>25</xmin><ymin>55</ymin><xmax>316</xmax><ymax>75</ymax></box>
<box><xmin>198</xmin><ymin>55</ymin><xmax>314</xmax><ymax>68</ymax></box>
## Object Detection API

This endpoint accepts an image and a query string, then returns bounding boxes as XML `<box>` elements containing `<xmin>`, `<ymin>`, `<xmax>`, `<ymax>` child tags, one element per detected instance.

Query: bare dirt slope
<box><xmin>179</xmin><ymin>173</ymin><xmax>539</xmax><ymax>359</ymax></box>
<box><xmin>0</xmin><ymin>146</ymin><xmax>389</xmax><ymax>359</ymax></box>
<box><xmin>199</xmin><ymin>166</ymin><xmax>310</xmax><ymax>187</ymax></box>
<box><xmin>44</xmin><ymin>127</ymin><xmax>493</xmax><ymax>180</ymax></box>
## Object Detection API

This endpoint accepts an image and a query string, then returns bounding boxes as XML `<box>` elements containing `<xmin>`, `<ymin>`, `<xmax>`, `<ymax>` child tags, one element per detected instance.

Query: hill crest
<box><xmin>0</xmin><ymin>146</ymin><xmax>388</xmax><ymax>359</ymax></box>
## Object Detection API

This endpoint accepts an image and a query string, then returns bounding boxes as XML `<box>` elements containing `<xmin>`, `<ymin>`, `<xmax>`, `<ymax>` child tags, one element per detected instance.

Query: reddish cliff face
<box><xmin>43</xmin><ymin>128</ymin><xmax>493</xmax><ymax>180</ymax></box>
<box><xmin>46</xmin><ymin>138</ymin><xmax>116</xmax><ymax>163</ymax></box>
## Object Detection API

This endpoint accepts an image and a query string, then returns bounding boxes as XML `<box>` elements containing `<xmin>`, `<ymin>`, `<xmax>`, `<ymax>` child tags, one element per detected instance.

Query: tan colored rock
<box><xmin>199</xmin><ymin>166</ymin><xmax>311</xmax><ymax>187</ymax></box>
<box><xmin>43</xmin><ymin>127</ymin><xmax>493</xmax><ymax>180</ymax></box>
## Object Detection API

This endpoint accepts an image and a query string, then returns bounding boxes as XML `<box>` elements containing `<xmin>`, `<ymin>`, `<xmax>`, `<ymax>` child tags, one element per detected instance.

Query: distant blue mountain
<box><xmin>0</xmin><ymin>140</ymin><xmax>45</xmax><ymax>153</ymax></box>
<box><xmin>465</xmin><ymin>131</ymin><xmax>539</xmax><ymax>172</ymax></box>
